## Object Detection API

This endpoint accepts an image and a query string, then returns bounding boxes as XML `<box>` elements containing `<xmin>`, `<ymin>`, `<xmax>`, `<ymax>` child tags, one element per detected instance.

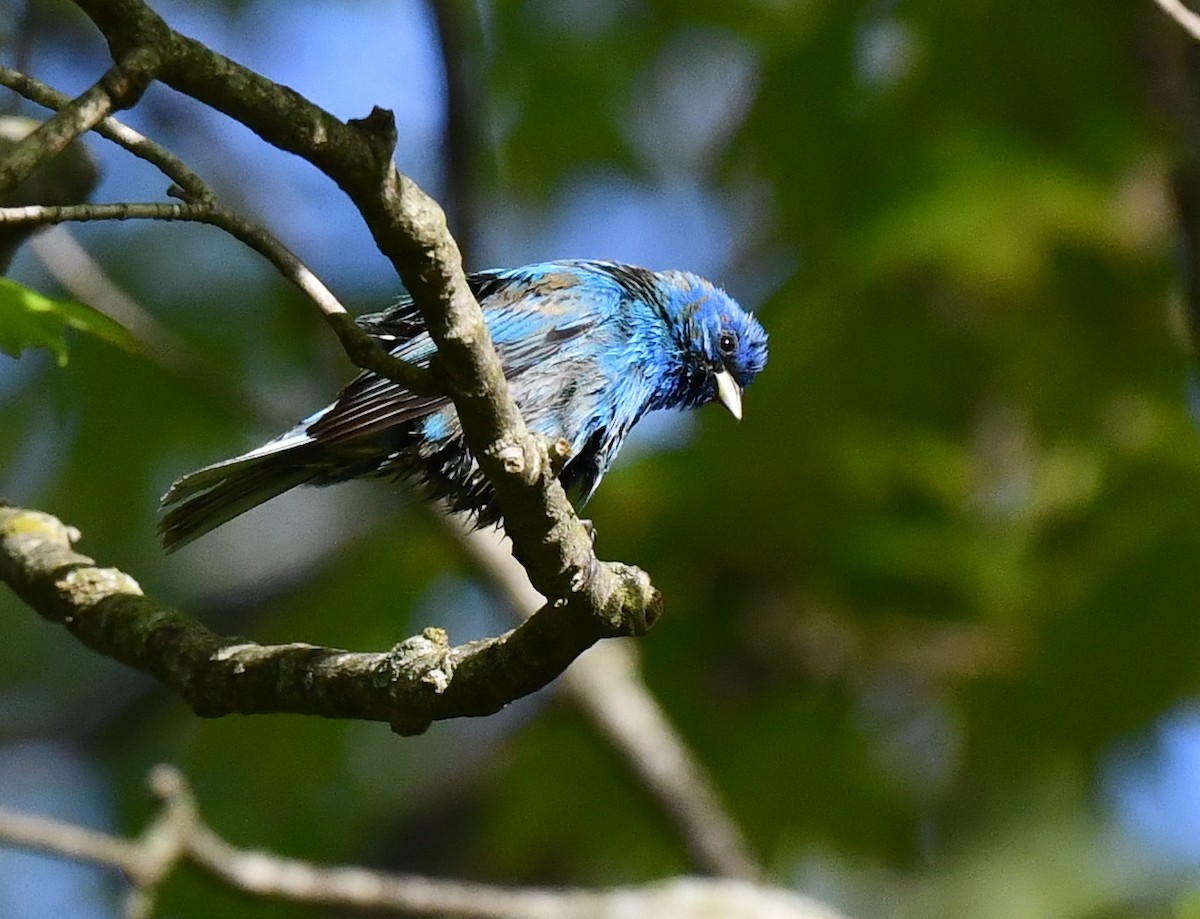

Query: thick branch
<box><xmin>69</xmin><ymin>0</ymin><xmax>657</xmax><ymax>638</ymax></box>
<box><xmin>0</xmin><ymin>505</ymin><xmax>650</xmax><ymax>736</ymax></box>
<box><xmin>0</xmin><ymin>765</ymin><xmax>844</xmax><ymax>919</ymax></box>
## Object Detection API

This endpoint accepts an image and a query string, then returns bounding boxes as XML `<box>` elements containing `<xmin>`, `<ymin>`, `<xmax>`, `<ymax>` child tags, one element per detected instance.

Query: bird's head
<box><xmin>657</xmin><ymin>271</ymin><xmax>769</xmax><ymax>419</ymax></box>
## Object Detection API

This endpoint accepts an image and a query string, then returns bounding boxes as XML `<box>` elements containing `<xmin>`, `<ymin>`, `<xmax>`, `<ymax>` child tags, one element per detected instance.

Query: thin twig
<box><xmin>0</xmin><ymin>200</ymin><xmax>437</xmax><ymax>394</ymax></box>
<box><xmin>0</xmin><ymin>63</ymin><xmax>211</xmax><ymax>200</ymax></box>
<box><xmin>1155</xmin><ymin>0</ymin><xmax>1200</xmax><ymax>41</ymax></box>
<box><xmin>0</xmin><ymin>765</ymin><xmax>843</xmax><ymax>919</ymax></box>
<box><xmin>0</xmin><ymin>65</ymin><xmax>437</xmax><ymax>393</ymax></box>
<box><xmin>0</xmin><ymin>806</ymin><xmax>143</xmax><ymax>874</ymax></box>
<box><xmin>0</xmin><ymin>47</ymin><xmax>159</xmax><ymax>197</ymax></box>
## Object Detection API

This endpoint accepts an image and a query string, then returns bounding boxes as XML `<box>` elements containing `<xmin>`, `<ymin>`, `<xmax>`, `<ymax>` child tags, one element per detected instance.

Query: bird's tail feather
<box><xmin>159</xmin><ymin>449</ymin><xmax>320</xmax><ymax>553</ymax></box>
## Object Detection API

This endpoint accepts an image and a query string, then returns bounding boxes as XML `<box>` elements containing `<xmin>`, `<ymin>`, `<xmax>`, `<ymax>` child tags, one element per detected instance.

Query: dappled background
<box><xmin>3</xmin><ymin>1</ymin><xmax>1199</xmax><ymax>916</ymax></box>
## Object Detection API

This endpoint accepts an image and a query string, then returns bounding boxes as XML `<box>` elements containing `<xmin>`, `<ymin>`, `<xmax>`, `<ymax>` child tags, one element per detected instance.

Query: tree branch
<box><xmin>0</xmin><ymin>47</ymin><xmax>158</xmax><ymax>198</ymax></box>
<box><xmin>454</xmin><ymin>523</ymin><xmax>760</xmax><ymax>881</ymax></box>
<box><xmin>0</xmin><ymin>765</ymin><xmax>845</xmax><ymax>919</ymax></box>
<box><xmin>0</xmin><ymin>114</ymin><xmax>98</xmax><ymax>270</ymax></box>
<box><xmin>0</xmin><ymin>67</ymin><xmax>439</xmax><ymax>395</ymax></box>
<box><xmin>0</xmin><ymin>504</ymin><xmax>652</xmax><ymax>736</ymax></box>
<box><xmin>0</xmin><ymin>199</ymin><xmax>437</xmax><ymax>393</ymax></box>
<box><xmin>0</xmin><ymin>63</ymin><xmax>211</xmax><ymax>201</ymax></box>
<box><xmin>67</xmin><ymin>0</ymin><xmax>656</xmax><ymax>638</ymax></box>
<box><xmin>1155</xmin><ymin>0</ymin><xmax>1200</xmax><ymax>42</ymax></box>
<box><xmin>0</xmin><ymin>0</ymin><xmax>661</xmax><ymax>737</ymax></box>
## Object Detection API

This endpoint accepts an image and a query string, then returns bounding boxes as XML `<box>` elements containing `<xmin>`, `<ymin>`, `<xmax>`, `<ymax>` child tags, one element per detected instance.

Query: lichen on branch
<box><xmin>0</xmin><ymin>504</ymin><xmax>657</xmax><ymax>735</ymax></box>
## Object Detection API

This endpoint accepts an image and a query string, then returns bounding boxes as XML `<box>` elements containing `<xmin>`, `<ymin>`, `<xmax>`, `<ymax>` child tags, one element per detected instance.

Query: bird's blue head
<box><xmin>655</xmin><ymin>270</ymin><xmax>768</xmax><ymax>419</ymax></box>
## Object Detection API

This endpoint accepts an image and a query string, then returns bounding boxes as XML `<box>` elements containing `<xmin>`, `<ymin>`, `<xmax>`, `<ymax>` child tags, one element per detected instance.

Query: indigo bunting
<box><xmin>160</xmin><ymin>260</ymin><xmax>768</xmax><ymax>550</ymax></box>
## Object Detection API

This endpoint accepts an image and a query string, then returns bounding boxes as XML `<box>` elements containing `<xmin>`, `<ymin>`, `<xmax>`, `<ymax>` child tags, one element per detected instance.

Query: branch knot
<box><xmin>103</xmin><ymin>46</ymin><xmax>162</xmax><ymax>109</ymax></box>
<box><xmin>347</xmin><ymin>106</ymin><xmax>398</xmax><ymax>169</ymax></box>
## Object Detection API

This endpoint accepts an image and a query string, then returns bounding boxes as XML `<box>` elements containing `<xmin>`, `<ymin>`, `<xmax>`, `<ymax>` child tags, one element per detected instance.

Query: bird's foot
<box><xmin>580</xmin><ymin>518</ymin><xmax>597</xmax><ymax>545</ymax></box>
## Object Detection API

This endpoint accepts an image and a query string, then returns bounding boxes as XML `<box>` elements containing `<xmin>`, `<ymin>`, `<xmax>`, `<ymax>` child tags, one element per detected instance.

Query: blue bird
<box><xmin>159</xmin><ymin>260</ymin><xmax>768</xmax><ymax>550</ymax></box>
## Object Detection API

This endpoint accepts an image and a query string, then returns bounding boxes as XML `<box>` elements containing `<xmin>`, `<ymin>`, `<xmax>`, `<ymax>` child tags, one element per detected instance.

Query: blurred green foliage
<box><xmin>2</xmin><ymin>1</ymin><xmax>1199</xmax><ymax>917</ymax></box>
<box><xmin>0</xmin><ymin>276</ymin><xmax>134</xmax><ymax>364</ymax></box>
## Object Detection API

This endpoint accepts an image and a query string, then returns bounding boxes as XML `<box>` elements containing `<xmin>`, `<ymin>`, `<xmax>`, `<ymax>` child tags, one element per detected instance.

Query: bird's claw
<box><xmin>580</xmin><ymin>518</ymin><xmax>597</xmax><ymax>545</ymax></box>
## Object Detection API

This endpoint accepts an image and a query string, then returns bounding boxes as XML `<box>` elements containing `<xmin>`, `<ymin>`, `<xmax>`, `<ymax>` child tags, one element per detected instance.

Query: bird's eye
<box><xmin>717</xmin><ymin>330</ymin><xmax>738</xmax><ymax>357</ymax></box>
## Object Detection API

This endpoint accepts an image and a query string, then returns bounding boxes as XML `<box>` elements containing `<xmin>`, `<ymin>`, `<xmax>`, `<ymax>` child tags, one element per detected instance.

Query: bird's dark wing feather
<box><xmin>304</xmin><ymin>375</ymin><xmax>445</xmax><ymax>446</ymax></box>
<box><xmin>307</xmin><ymin>266</ymin><xmax>608</xmax><ymax>447</ymax></box>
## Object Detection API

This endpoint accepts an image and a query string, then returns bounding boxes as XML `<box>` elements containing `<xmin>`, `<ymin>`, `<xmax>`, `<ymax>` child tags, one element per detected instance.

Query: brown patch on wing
<box><xmin>471</xmin><ymin>270</ymin><xmax>582</xmax><ymax>314</ymax></box>
<box><xmin>537</xmin><ymin>271</ymin><xmax>580</xmax><ymax>290</ymax></box>
<box><xmin>311</xmin><ymin>268</ymin><xmax>594</xmax><ymax>447</ymax></box>
<box><xmin>525</xmin><ymin>272</ymin><xmax>583</xmax><ymax>316</ymax></box>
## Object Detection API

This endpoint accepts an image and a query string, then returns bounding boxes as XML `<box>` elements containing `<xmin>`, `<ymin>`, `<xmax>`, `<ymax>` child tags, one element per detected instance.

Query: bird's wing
<box><xmin>306</xmin><ymin>264</ymin><xmax>618</xmax><ymax>447</ymax></box>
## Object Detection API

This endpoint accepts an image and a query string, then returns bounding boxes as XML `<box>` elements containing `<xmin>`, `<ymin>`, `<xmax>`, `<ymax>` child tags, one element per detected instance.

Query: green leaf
<box><xmin>0</xmin><ymin>276</ymin><xmax>137</xmax><ymax>366</ymax></box>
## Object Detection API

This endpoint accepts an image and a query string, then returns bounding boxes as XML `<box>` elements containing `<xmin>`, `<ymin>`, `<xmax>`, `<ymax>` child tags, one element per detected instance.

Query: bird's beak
<box><xmin>714</xmin><ymin>369</ymin><xmax>743</xmax><ymax>421</ymax></box>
